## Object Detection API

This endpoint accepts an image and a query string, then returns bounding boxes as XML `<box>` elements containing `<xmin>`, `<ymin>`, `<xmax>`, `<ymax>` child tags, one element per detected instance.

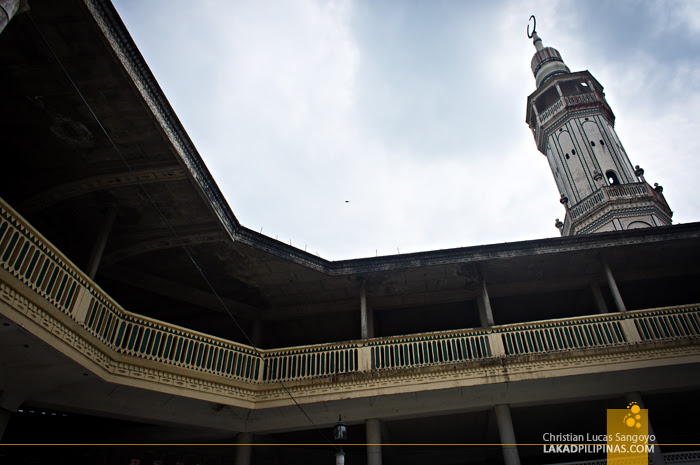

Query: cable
<box><xmin>27</xmin><ymin>12</ymin><xmax>336</xmax><ymax>450</ymax></box>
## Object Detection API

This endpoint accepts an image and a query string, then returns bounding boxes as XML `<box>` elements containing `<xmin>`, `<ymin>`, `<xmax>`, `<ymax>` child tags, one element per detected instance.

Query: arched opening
<box><xmin>627</xmin><ymin>221</ymin><xmax>651</xmax><ymax>230</ymax></box>
<box><xmin>606</xmin><ymin>170</ymin><xmax>620</xmax><ymax>186</ymax></box>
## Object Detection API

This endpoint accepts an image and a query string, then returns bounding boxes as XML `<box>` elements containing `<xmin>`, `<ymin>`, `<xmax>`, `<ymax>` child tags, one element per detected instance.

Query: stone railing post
<box><xmin>72</xmin><ymin>286</ymin><xmax>93</xmax><ymax>325</ymax></box>
<box><xmin>358</xmin><ymin>345</ymin><xmax>372</xmax><ymax>372</ymax></box>
<box><xmin>619</xmin><ymin>318</ymin><xmax>641</xmax><ymax>343</ymax></box>
<box><xmin>489</xmin><ymin>332</ymin><xmax>506</xmax><ymax>357</ymax></box>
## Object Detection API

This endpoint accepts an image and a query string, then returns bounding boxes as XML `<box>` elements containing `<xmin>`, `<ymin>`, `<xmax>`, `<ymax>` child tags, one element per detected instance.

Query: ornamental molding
<box><xmin>573</xmin><ymin>202</ymin><xmax>673</xmax><ymax>235</ymax></box>
<box><xmin>20</xmin><ymin>165</ymin><xmax>187</xmax><ymax>213</ymax></box>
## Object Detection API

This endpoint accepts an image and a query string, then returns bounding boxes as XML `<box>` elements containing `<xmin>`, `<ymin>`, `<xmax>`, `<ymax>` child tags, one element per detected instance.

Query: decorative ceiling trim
<box><xmin>21</xmin><ymin>165</ymin><xmax>187</xmax><ymax>212</ymax></box>
<box><xmin>102</xmin><ymin>223</ymin><xmax>226</xmax><ymax>265</ymax></box>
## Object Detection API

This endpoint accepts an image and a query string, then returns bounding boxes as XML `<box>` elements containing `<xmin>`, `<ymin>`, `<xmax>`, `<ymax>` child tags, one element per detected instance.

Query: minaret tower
<box><xmin>525</xmin><ymin>17</ymin><xmax>672</xmax><ymax>235</ymax></box>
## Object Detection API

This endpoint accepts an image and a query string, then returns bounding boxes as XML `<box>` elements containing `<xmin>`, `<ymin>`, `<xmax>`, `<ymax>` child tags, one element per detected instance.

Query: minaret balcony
<box><xmin>537</xmin><ymin>92</ymin><xmax>612</xmax><ymax>130</ymax></box>
<box><xmin>538</xmin><ymin>91</ymin><xmax>602</xmax><ymax>126</ymax></box>
<box><xmin>527</xmin><ymin>71</ymin><xmax>616</xmax><ymax>152</ymax></box>
<box><xmin>561</xmin><ymin>182</ymin><xmax>673</xmax><ymax>235</ymax></box>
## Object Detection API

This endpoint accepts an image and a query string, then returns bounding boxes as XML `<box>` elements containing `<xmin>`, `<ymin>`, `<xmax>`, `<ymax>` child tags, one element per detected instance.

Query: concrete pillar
<box><xmin>360</xmin><ymin>280</ymin><xmax>369</xmax><ymax>339</ymax></box>
<box><xmin>477</xmin><ymin>278</ymin><xmax>494</xmax><ymax>327</ymax></box>
<box><xmin>367</xmin><ymin>304</ymin><xmax>375</xmax><ymax>339</ymax></box>
<box><xmin>235</xmin><ymin>432</ymin><xmax>253</xmax><ymax>465</ymax></box>
<box><xmin>86</xmin><ymin>205</ymin><xmax>117</xmax><ymax>279</ymax></box>
<box><xmin>0</xmin><ymin>407</ymin><xmax>11</xmax><ymax>440</ymax></box>
<box><xmin>494</xmin><ymin>404</ymin><xmax>521</xmax><ymax>465</ymax></box>
<box><xmin>366</xmin><ymin>418</ymin><xmax>383</xmax><ymax>465</ymax></box>
<box><xmin>590</xmin><ymin>282</ymin><xmax>609</xmax><ymax>314</ymax></box>
<box><xmin>625</xmin><ymin>392</ymin><xmax>664</xmax><ymax>465</ymax></box>
<box><xmin>603</xmin><ymin>263</ymin><xmax>626</xmax><ymax>313</ymax></box>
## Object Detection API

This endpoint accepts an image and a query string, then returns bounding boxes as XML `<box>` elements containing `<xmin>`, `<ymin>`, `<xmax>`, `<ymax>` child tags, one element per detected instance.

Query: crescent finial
<box><xmin>527</xmin><ymin>15</ymin><xmax>536</xmax><ymax>39</ymax></box>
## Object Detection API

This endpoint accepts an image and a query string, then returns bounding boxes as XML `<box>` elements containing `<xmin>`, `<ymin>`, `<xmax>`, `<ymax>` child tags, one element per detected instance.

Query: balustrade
<box><xmin>368</xmin><ymin>331</ymin><xmax>492</xmax><ymax>370</ymax></box>
<box><xmin>565</xmin><ymin>182</ymin><xmax>666</xmax><ymax>228</ymax></box>
<box><xmin>537</xmin><ymin>92</ymin><xmax>599</xmax><ymax>127</ymax></box>
<box><xmin>498</xmin><ymin>317</ymin><xmax>626</xmax><ymax>356</ymax></box>
<box><xmin>538</xmin><ymin>99</ymin><xmax>564</xmax><ymax>124</ymax></box>
<box><xmin>1</xmin><ymin>197</ymin><xmax>699</xmax><ymax>390</ymax></box>
<box><xmin>564</xmin><ymin>92</ymin><xmax>598</xmax><ymax>106</ymax></box>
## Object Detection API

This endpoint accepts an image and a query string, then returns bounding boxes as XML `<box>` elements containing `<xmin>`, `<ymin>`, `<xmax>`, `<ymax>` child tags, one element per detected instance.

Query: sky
<box><xmin>112</xmin><ymin>0</ymin><xmax>700</xmax><ymax>261</ymax></box>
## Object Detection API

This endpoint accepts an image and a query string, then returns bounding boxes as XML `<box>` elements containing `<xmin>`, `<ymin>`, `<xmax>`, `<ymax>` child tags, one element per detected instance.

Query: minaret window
<box><xmin>565</xmin><ymin>153</ymin><xmax>570</xmax><ymax>159</ymax></box>
<box><xmin>571</xmin><ymin>149</ymin><xmax>576</xmax><ymax>155</ymax></box>
<box><xmin>606</xmin><ymin>170</ymin><xmax>620</xmax><ymax>186</ymax></box>
<box><xmin>560</xmin><ymin>80</ymin><xmax>592</xmax><ymax>95</ymax></box>
<box><xmin>590</xmin><ymin>141</ymin><xmax>595</xmax><ymax>147</ymax></box>
<box><xmin>600</xmin><ymin>140</ymin><xmax>605</xmax><ymax>146</ymax></box>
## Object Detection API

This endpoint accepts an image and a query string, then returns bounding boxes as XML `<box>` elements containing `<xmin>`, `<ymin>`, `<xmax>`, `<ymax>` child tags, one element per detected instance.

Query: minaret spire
<box><xmin>525</xmin><ymin>16</ymin><xmax>672</xmax><ymax>235</ymax></box>
<box><xmin>528</xmin><ymin>16</ymin><xmax>543</xmax><ymax>51</ymax></box>
<box><xmin>527</xmin><ymin>17</ymin><xmax>571</xmax><ymax>88</ymax></box>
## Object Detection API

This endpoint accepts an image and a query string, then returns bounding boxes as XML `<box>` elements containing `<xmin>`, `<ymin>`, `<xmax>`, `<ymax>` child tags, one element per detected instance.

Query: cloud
<box><xmin>112</xmin><ymin>0</ymin><xmax>700</xmax><ymax>260</ymax></box>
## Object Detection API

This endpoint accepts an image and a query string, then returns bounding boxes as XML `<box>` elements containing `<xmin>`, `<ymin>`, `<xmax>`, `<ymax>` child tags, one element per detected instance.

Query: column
<box><xmin>366</xmin><ymin>418</ymin><xmax>383</xmax><ymax>465</ymax></box>
<box><xmin>360</xmin><ymin>280</ymin><xmax>369</xmax><ymax>339</ymax></box>
<box><xmin>625</xmin><ymin>392</ymin><xmax>664</xmax><ymax>465</ymax></box>
<box><xmin>360</xmin><ymin>281</ymin><xmax>376</xmax><ymax>369</ymax></box>
<box><xmin>235</xmin><ymin>432</ymin><xmax>253</xmax><ymax>465</ymax></box>
<box><xmin>0</xmin><ymin>407</ymin><xmax>11</xmax><ymax>440</ymax></box>
<box><xmin>603</xmin><ymin>263</ymin><xmax>626</xmax><ymax>313</ymax></box>
<box><xmin>477</xmin><ymin>277</ymin><xmax>494</xmax><ymax>328</ymax></box>
<box><xmin>367</xmin><ymin>304</ymin><xmax>375</xmax><ymax>339</ymax></box>
<box><xmin>590</xmin><ymin>282</ymin><xmax>609</xmax><ymax>314</ymax></box>
<box><xmin>86</xmin><ymin>205</ymin><xmax>117</xmax><ymax>279</ymax></box>
<box><xmin>494</xmin><ymin>404</ymin><xmax>520</xmax><ymax>465</ymax></box>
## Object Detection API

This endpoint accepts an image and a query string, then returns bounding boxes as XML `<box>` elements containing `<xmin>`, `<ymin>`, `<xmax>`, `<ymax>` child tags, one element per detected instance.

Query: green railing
<box><xmin>634</xmin><ymin>308</ymin><xmax>700</xmax><ymax>341</ymax></box>
<box><xmin>0</xmin><ymin>200</ymin><xmax>260</xmax><ymax>382</ymax></box>
<box><xmin>496</xmin><ymin>317</ymin><xmax>627</xmax><ymax>356</ymax></box>
<box><xmin>367</xmin><ymin>330</ymin><xmax>492</xmax><ymax>370</ymax></box>
<box><xmin>1</xmin><ymin>197</ymin><xmax>699</xmax><ymax>389</ymax></box>
<box><xmin>261</xmin><ymin>342</ymin><xmax>362</xmax><ymax>382</ymax></box>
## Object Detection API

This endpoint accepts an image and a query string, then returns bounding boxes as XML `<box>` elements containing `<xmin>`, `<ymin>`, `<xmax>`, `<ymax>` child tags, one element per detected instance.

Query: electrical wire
<box><xmin>27</xmin><ymin>12</ymin><xmax>337</xmax><ymax>450</ymax></box>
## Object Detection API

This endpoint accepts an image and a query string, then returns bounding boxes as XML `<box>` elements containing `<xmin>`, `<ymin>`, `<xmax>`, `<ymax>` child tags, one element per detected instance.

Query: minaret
<box><xmin>525</xmin><ymin>17</ymin><xmax>672</xmax><ymax>235</ymax></box>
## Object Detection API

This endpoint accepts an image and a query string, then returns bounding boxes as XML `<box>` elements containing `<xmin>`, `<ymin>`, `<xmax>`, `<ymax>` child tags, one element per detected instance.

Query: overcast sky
<box><xmin>112</xmin><ymin>0</ymin><xmax>700</xmax><ymax>261</ymax></box>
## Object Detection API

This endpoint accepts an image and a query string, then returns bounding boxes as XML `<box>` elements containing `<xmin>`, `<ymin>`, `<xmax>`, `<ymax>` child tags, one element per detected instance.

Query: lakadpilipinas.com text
<box><xmin>542</xmin><ymin>433</ymin><xmax>656</xmax><ymax>454</ymax></box>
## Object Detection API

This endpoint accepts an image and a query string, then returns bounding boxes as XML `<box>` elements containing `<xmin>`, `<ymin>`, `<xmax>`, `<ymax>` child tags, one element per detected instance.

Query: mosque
<box><xmin>1</xmin><ymin>2</ymin><xmax>699</xmax><ymax>464</ymax></box>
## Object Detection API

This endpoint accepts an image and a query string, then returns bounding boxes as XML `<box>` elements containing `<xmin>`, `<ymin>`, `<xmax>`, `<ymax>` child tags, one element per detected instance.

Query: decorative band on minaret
<box><xmin>525</xmin><ymin>16</ymin><xmax>672</xmax><ymax>236</ymax></box>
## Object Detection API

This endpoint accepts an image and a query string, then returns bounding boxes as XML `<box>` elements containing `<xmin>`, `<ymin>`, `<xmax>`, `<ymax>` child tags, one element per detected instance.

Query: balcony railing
<box><xmin>564</xmin><ymin>92</ymin><xmax>599</xmax><ymax>106</ymax></box>
<box><xmin>1</xmin><ymin>196</ymin><xmax>699</xmax><ymax>392</ymax></box>
<box><xmin>538</xmin><ymin>99</ymin><xmax>564</xmax><ymax>124</ymax></box>
<box><xmin>538</xmin><ymin>92</ymin><xmax>601</xmax><ymax>126</ymax></box>
<box><xmin>562</xmin><ymin>182</ymin><xmax>672</xmax><ymax>235</ymax></box>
